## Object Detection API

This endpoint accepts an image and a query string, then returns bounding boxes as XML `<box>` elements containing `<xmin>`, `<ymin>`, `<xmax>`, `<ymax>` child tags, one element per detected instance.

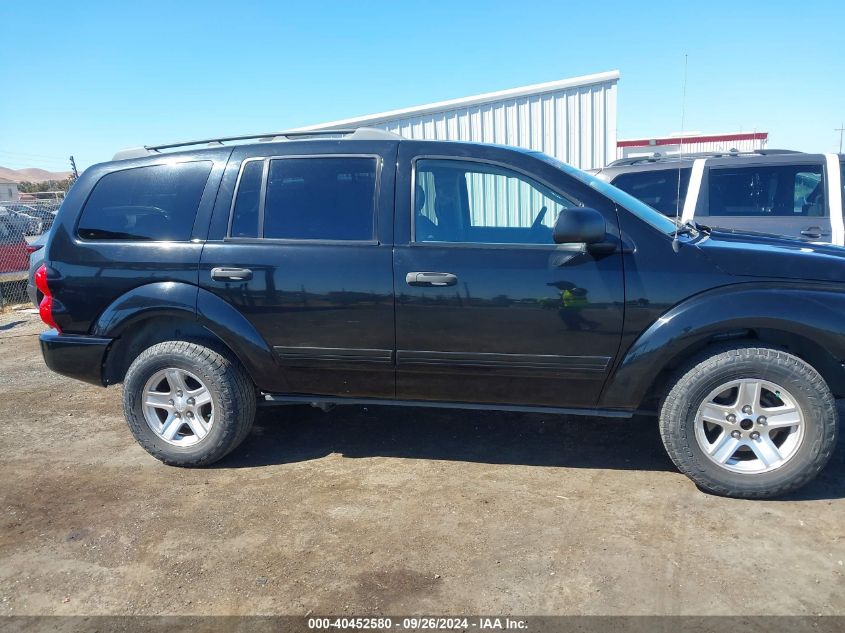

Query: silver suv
<box><xmin>592</xmin><ymin>150</ymin><xmax>845</xmax><ymax>244</ymax></box>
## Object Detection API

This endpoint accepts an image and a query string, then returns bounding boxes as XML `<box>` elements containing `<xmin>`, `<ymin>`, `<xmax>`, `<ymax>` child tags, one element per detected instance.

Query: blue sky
<box><xmin>1</xmin><ymin>0</ymin><xmax>843</xmax><ymax>172</ymax></box>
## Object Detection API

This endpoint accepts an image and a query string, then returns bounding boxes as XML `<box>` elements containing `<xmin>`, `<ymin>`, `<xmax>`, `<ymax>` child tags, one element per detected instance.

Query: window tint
<box><xmin>262</xmin><ymin>157</ymin><xmax>377</xmax><ymax>240</ymax></box>
<box><xmin>707</xmin><ymin>164</ymin><xmax>826</xmax><ymax>217</ymax></box>
<box><xmin>230</xmin><ymin>160</ymin><xmax>263</xmax><ymax>238</ymax></box>
<box><xmin>414</xmin><ymin>159</ymin><xmax>577</xmax><ymax>245</ymax></box>
<box><xmin>78</xmin><ymin>161</ymin><xmax>212</xmax><ymax>241</ymax></box>
<box><xmin>840</xmin><ymin>160</ymin><xmax>844</xmax><ymax>212</ymax></box>
<box><xmin>611</xmin><ymin>168</ymin><xmax>691</xmax><ymax>216</ymax></box>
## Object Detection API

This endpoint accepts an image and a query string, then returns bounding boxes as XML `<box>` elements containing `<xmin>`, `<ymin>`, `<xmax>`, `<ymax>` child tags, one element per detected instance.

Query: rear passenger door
<box><xmin>199</xmin><ymin>141</ymin><xmax>398</xmax><ymax>398</ymax></box>
<box><xmin>699</xmin><ymin>159</ymin><xmax>831</xmax><ymax>242</ymax></box>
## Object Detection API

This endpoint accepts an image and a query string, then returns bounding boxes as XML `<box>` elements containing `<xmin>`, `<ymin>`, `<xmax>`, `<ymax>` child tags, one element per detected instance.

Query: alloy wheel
<box><xmin>142</xmin><ymin>368</ymin><xmax>214</xmax><ymax>446</ymax></box>
<box><xmin>694</xmin><ymin>379</ymin><xmax>804</xmax><ymax>474</ymax></box>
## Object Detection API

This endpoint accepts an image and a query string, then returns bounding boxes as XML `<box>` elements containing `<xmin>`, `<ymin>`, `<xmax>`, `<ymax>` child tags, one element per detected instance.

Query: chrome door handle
<box><xmin>211</xmin><ymin>267</ymin><xmax>253</xmax><ymax>281</ymax></box>
<box><xmin>405</xmin><ymin>272</ymin><xmax>458</xmax><ymax>287</ymax></box>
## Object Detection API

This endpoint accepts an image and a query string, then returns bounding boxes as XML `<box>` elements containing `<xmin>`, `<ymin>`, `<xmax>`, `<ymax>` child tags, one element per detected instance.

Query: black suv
<box><xmin>38</xmin><ymin>129</ymin><xmax>843</xmax><ymax>498</ymax></box>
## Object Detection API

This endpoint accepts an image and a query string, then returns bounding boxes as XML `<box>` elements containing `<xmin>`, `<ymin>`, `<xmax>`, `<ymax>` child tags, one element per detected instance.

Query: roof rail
<box><xmin>606</xmin><ymin>148</ymin><xmax>804</xmax><ymax>167</ymax></box>
<box><xmin>112</xmin><ymin>127</ymin><xmax>401</xmax><ymax>161</ymax></box>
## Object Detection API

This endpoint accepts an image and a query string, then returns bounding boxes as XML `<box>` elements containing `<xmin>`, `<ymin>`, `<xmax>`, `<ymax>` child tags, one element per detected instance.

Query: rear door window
<box><xmin>263</xmin><ymin>157</ymin><xmax>377</xmax><ymax>240</ymax></box>
<box><xmin>611</xmin><ymin>168</ymin><xmax>691</xmax><ymax>216</ymax></box>
<box><xmin>78</xmin><ymin>161</ymin><xmax>212</xmax><ymax>241</ymax></box>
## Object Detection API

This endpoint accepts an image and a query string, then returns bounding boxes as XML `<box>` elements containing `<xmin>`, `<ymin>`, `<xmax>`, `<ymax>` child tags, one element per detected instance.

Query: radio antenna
<box><xmin>672</xmin><ymin>53</ymin><xmax>688</xmax><ymax>253</ymax></box>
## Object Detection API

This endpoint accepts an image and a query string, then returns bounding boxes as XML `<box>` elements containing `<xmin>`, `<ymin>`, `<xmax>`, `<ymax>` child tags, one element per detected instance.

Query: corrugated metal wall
<box><xmin>380</xmin><ymin>85</ymin><xmax>616</xmax><ymax>170</ymax></box>
<box><xmin>302</xmin><ymin>72</ymin><xmax>619</xmax><ymax>171</ymax></box>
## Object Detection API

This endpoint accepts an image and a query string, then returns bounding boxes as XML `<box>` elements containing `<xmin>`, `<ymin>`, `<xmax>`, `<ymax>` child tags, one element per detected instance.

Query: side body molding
<box><xmin>600</xmin><ymin>283</ymin><xmax>845</xmax><ymax>409</ymax></box>
<box><xmin>92</xmin><ymin>282</ymin><xmax>282</xmax><ymax>391</ymax></box>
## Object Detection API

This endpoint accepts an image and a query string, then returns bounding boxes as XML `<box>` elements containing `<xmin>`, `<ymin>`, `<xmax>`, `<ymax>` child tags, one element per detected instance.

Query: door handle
<box><xmin>211</xmin><ymin>267</ymin><xmax>253</xmax><ymax>281</ymax></box>
<box><xmin>800</xmin><ymin>227</ymin><xmax>823</xmax><ymax>239</ymax></box>
<box><xmin>405</xmin><ymin>272</ymin><xmax>458</xmax><ymax>287</ymax></box>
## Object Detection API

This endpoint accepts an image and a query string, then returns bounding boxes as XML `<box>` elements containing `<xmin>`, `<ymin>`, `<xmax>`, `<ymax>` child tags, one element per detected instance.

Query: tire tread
<box><xmin>659</xmin><ymin>345</ymin><xmax>838</xmax><ymax>499</ymax></box>
<box><xmin>123</xmin><ymin>340</ymin><xmax>256</xmax><ymax>467</ymax></box>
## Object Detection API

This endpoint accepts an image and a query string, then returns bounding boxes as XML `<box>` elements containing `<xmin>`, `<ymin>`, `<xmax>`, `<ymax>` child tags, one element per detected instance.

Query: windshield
<box><xmin>530</xmin><ymin>152</ymin><xmax>679</xmax><ymax>234</ymax></box>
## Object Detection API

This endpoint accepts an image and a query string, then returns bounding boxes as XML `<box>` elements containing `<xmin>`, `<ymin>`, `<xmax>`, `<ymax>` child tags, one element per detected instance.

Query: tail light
<box><xmin>34</xmin><ymin>264</ymin><xmax>60</xmax><ymax>332</ymax></box>
<box><xmin>25</xmin><ymin>244</ymin><xmax>43</xmax><ymax>255</ymax></box>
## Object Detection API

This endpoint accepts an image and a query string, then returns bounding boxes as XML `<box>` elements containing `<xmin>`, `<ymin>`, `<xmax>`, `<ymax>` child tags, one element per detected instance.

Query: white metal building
<box><xmin>0</xmin><ymin>177</ymin><xmax>19</xmax><ymax>202</ymax></box>
<box><xmin>296</xmin><ymin>70</ymin><xmax>620</xmax><ymax>171</ymax></box>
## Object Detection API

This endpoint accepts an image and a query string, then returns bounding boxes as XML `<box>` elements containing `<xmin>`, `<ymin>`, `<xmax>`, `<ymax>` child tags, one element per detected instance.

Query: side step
<box><xmin>260</xmin><ymin>393</ymin><xmax>634</xmax><ymax>419</ymax></box>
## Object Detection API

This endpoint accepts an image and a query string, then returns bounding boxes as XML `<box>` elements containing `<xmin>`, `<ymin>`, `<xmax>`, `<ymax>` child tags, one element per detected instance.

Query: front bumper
<box><xmin>39</xmin><ymin>330</ymin><xmax>112</xmax><ymax>386</ymax></box>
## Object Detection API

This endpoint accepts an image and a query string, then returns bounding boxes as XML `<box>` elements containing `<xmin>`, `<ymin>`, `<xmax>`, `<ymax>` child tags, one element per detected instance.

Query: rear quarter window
<box><xmin>77</xmin><ymin>161</ymin><xmax>213</xmax><ymax>241</ymax></box>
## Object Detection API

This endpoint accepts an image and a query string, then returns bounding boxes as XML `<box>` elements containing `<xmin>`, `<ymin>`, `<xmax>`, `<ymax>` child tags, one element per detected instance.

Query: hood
<box><xmin>696</xmin><ymin>228</ymin><xmax>845</xmax><ymax>283</ymax></box>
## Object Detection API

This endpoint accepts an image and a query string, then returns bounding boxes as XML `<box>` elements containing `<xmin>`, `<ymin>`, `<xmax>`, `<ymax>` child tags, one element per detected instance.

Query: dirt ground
<box><xmin>0</xmin><ymin>308</ymin><xmax>843</xmax><ymax>617</ymax></box>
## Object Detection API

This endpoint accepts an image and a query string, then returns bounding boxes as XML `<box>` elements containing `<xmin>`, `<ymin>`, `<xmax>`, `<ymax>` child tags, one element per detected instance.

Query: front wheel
<box><xmin>660</xmin><ymin>346</ymin><xmax>838</xmax><ymax>498</ymax></box>
<box><xmin>123</xmin><ymin>341</ymin><xmax>256</xmax><ymax>466</ymax></box>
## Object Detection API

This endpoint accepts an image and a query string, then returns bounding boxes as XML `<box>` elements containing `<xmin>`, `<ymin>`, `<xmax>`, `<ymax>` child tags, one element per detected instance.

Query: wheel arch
<box><xmin>601</xmin><ymin>284</ymin><xmax>845</xmax><ymax>410</ymax></box>
<box><xmin>94</xmin><ymin>282</ymin><xmax>282</xmax><ymax>390</ymax></box>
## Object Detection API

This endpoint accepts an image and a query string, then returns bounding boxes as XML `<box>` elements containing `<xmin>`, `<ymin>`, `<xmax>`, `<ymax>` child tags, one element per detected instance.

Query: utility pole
<box><xmin>836</xmin><ymin>124</ymin><xmax>845</xmax><ymax>154</ymax></box>
<box><xmin>69</xmin><ymin>155</ymin><xmax>79</xmax><ymax>180</ymax></box>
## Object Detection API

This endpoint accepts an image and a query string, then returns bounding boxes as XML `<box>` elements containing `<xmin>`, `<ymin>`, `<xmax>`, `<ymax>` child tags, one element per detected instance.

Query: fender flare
<box><xmin>92</xmin><ymin>281</ymin><xmax>200</xmax><ymax>338</ymax></box>
<box><xmin>600</xmin><ymin>283</ymin><xmax>845</xmax><ymax>409</ymax></box>
<box><xmin>93</xmin><ymin>282</ymin><xmax>282</xmax><ymax>391</ymax></box>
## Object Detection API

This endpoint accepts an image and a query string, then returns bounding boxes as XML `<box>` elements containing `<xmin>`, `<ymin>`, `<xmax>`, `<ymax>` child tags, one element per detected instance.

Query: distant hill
<box><xmin>0</xmin><ymin>166</ymin><xmax>72</xmax><ymax>183</ymax></box>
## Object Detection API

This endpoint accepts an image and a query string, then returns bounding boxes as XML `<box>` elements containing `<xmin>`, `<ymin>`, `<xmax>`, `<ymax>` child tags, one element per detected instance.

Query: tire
<box><xmin>123</xmin><ymin>340</ymin><xmax>256</xmax><ymax>466</ymax></box>
<box><xmin>659</xmin><ymin>345</ymin><xmax>838</xmax><ymax>499</ymax></box>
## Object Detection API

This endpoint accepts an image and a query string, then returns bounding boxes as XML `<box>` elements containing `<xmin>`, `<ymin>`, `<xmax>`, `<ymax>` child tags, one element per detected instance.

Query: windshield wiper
<box><xmin>671</xmin><ymin>219</ymin><xmax>711</xmax><ymax>252</ymax></box>
<box><xmin>674</xmin><ymin>219</ymin><xmax>711</xmax><ymax>236</ymax></box>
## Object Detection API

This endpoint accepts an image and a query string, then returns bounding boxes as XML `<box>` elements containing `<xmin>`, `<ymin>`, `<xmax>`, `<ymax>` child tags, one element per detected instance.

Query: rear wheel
<box><xmin>123</xmin><ymin>341</ymin><xmax>256</xmax><ymax>466</ymax></box>
<box><xmin>659</xmin><ymin>346</ymin><xmax>837</xmax><ymax>498</ymax></box>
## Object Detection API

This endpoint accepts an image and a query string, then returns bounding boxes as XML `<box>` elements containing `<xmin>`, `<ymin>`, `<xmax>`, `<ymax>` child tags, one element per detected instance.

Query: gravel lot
<box><xmin>1</xmin><ymin>308</ymin><xmax>844</xmax><ymax>616</ymax></box>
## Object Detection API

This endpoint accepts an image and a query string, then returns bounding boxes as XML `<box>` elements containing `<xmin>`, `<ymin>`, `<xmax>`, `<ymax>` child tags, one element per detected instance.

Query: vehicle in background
<box><xmin>3</xmin><ymin>203</ymin><xmax>59</xmax><ymax>233</ymax></box>
<box><xmin>0</xmin><ymin>206</ymin><xmax>43</xmax><ymax>236</ymax></box>
<box><xmin>36</xmin><ymin>129</ymin><xmax>845</xmax><ymax>499</ymax></box>
<box><xmin>0</xmin><ymin>216</ymin><xmax>29</xmax><ymax>278</ymax></box>
<box><xmin>591</xmin><ymin>151</ymin><xmax>845</xmax><ymax>244</ymax></box>
<box><xmin>26</xmin><ymin>231</ymin><xmax>48</xmax><ymax>307</ymax></box>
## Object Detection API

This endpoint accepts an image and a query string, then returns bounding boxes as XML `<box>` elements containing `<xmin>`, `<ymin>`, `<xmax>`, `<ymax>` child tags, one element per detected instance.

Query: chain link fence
<box><xmin>0</xmin><ymin>199</ymin><xmax>62</xmax><ymax>308</ymax></box>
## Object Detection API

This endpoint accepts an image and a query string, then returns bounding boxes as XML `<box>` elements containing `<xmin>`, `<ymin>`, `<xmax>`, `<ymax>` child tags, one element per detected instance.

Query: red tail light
<box><xmin>25</xmin><ymin>244</ymin><xmax>43</xmax><ymax>255</ymax></box>
<box><xmin>34</xmin><ymin>264</ymin><xmax>60</xmax><ymax>332</ymax></box>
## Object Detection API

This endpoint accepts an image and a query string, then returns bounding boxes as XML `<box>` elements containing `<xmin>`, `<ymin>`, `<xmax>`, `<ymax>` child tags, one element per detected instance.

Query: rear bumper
<box><xmin>39</xmin><ymin>330</ymin><xmax>112</xmax><ymax>386</ymax></box>
<box><xmin>26</xmin><ymin>280</ymin><xmax>39</xmax><ymax>308</ymax></box>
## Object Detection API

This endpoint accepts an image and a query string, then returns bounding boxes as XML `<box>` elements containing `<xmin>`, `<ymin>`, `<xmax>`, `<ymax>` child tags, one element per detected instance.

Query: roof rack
<box><xmin>112</xmin><ymin>127</ymin><xmax>401</xmax><ymax>161</ymax></box>
<box><xmin>606</xmin><ymin>148</ymin><xmax>804</xmax><ymax>167</ymax></box>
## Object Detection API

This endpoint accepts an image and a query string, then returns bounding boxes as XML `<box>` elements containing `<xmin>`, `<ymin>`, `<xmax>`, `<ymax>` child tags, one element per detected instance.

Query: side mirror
<box><xmin>553</xmin><ymin>207</ymin><xmax>606</xmax><ymax>244</ymax></box>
